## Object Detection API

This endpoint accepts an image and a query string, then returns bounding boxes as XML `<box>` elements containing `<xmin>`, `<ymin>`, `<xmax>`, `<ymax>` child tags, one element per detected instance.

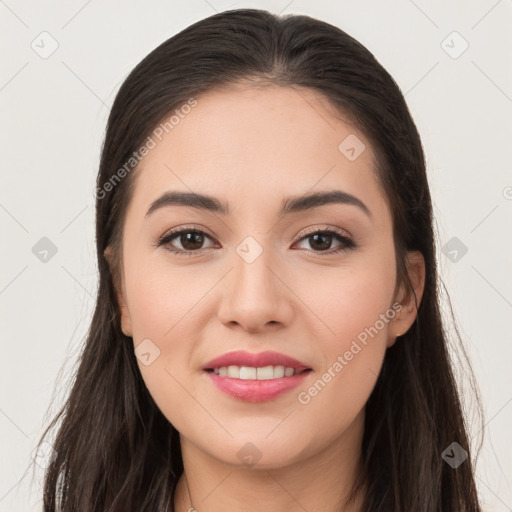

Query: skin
<box><xmin>105</xmin><ymin>84</ymin><xmax>425</xmax><ymax>512</ymax></box>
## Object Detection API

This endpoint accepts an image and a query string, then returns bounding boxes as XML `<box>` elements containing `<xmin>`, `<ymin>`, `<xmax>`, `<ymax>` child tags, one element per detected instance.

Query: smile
<box><xmin>202</xmin><ymin>350</ymin><xmax>313</xmax><ymax>402</ymax></box>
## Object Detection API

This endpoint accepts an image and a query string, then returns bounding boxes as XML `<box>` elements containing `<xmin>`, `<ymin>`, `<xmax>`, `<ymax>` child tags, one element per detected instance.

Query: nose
<box><xmin>217</xmin><ymin>242</ymin><xmax>294</xmax><ymax>333</ymax></box>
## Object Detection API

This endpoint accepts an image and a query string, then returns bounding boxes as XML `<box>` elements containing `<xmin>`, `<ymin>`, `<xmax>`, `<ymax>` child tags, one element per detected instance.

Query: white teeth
<box><xmin>256</xmin><ymin>366</ymin><xmax>274</xmax><ymax>380</ymax></box>
<box><xmin>212</xmin><ymin>365</ymin><xmax>301</xmax><ymax>380</ymax></box>
<box><xmin>227</xmin><ymin>365</ymin><xmax>239</xmax><ymax>378</ymax></box>
<box><xmin>273</xmin><ymin>365</ymin><xmax>285</xmax><ymax>378</ymax></box>
<box><xmin>240</xmin><ymin>366</ymin><xmax>257</xmax><ymax>379</ymax></box>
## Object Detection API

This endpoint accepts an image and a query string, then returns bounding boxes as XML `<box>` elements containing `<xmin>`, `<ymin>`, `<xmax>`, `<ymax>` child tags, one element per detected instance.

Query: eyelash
<box><xmin>154</xmin><ymin>225</ymin><xmax>356</xmax><ymax>257</ymax></box>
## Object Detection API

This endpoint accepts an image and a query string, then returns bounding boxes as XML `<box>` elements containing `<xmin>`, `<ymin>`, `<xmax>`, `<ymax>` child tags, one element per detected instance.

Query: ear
<box><xmin>104</xmin><ymin>246</ymin><xmax>133</xmax><ymax>338</ymax></box>
<box><xmin>387</xmin><ymin>250</ymin><xmax>425</xmax><ymax>347</ymax></box>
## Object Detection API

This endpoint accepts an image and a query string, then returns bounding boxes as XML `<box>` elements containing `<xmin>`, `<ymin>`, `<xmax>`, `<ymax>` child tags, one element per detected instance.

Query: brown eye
<box><xmin>178</xmin><ymin>231</ymin><xmax>206</xmax><ymax>251</ymax></box>
<box><xmin>294</xmin><ymin>229</ymin><xmax>355</xmax><ymax>254</ymax></box>
<box><xmin>307</xmin><ymin>232</ymin><xmax>334</xmax><ymax>251</ymax></box>
<box><xmin>157</xmin><ymin>228</ymin><xmax>216</xmax><ymax>255</ymax></box>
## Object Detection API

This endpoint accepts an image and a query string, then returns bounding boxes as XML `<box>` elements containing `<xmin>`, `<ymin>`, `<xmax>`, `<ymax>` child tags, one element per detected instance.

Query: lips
<box><xmin>202</xmin><ymin>350</ymin><xmax>313</xmax><ymax>402</ymax></box>
<box><xmin>202</xmin><ymin>350</ymin><xmax>311</xmax><ymax>372</ymax></box>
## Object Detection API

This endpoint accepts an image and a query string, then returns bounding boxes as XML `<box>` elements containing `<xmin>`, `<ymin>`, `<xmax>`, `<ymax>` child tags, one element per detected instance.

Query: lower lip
<box><xmin>204</xmin><ymin>370</ymin><xmax>311</xmax><ymax>402</ymax></box>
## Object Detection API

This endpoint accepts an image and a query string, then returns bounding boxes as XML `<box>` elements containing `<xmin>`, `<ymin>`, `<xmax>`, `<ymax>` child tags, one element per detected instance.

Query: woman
<box><xmin>36</xmin><ymin>8</ymin><xmax>483</xmax><ymax>511</ymax></box>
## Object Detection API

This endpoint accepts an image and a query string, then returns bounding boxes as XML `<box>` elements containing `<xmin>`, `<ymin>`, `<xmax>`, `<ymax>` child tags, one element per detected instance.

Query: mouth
<box><xmin>203</xmin><ymin>367</ymin><xmax>312</xmax><ymax>402</ymax></box>
<box><xmin>201</xmin><ymin>351</ymin><xmax>313</xmax><ymax>402</ymax></box>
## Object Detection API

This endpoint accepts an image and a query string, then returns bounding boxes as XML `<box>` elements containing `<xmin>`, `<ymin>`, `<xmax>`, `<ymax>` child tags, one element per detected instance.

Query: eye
<box><xmin>293</xmin><ymin>227</ymin><xmax>356</xmax><ymax>254</ymax></box>
<box><xmin>155</xmin><ymin>226</ymin><xmax>217</xmax><ymax>256</ymax></box>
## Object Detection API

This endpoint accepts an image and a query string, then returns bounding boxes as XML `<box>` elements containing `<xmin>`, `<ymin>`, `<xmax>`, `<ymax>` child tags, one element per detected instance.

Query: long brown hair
<box><xmin>34</xmin><ymin>8</ymin><xmax>483</xmax><ymax>511</ymax></box>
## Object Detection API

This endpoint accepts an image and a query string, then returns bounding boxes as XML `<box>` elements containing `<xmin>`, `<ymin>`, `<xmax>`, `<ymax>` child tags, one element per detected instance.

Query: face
<box><xmin>106</xmin><ymin>85</ymin><xmax>424</xmax><ymax>469</ymax></box>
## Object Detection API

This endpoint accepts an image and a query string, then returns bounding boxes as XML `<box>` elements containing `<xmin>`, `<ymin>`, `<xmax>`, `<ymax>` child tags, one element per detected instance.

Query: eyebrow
<box><xmin>145</xmin><ymin>189</ymin><xmax>371</xmax><ymax>219</ymax></box>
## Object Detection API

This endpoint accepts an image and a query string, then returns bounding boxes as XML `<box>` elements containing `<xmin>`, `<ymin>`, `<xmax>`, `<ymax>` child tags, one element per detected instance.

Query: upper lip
<box><xmin>203</xmin><ymin>350</ymin><xmax>311</xmax><ymax>371</ymax></box>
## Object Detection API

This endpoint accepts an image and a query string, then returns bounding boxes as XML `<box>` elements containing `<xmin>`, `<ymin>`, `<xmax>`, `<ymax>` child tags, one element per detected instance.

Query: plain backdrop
<box><xmin>1</xmin><ymin>1</ymin><xmax>511</xmax><ymax>510</ymax></box>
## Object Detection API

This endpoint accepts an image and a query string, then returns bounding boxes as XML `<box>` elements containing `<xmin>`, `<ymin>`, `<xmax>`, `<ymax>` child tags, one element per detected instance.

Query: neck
<box><xmin>173</xmin><ymin>410</ymin><xmax>366</xmax><ymax>512</ymax></box>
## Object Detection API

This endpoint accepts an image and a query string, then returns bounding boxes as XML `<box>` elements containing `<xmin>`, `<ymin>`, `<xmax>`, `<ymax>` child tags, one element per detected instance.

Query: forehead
<box><xmin>128</xmin><ymin>84</ymin><xmax>389</xmax><ymax>224</ymax></box>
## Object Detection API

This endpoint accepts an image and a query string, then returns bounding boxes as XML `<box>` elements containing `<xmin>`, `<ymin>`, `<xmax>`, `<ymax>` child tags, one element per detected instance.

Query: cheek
<box><xmin>296</xmin><ymin>253</ymin><xmax>397</xmax><ymax>348</ymax></box>
<box><xmin>125</xmin><ymin>264</ymin><xmax>202</xmax><ymax>429</ymax></box>
<box><xmin>122</xmin><ymin>253</ymin><xmax>214</xmax><ymax>420</ymax></box>
<box><xmin>124</xmin><ymin>248</ymin><xmax>207</xmax><ymax>340</ymax></box>
<box><xmin>291</xmin><ymin>251</ymin><xmax>396</xmax><ymax>414</ymax></box>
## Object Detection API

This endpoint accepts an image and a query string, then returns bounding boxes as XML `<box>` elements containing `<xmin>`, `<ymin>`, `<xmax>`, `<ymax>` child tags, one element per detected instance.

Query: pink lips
<box><xmin>203</xmin><ymin>350</ymin><xmax>311</xmax><ymax>371</ymax></box>
<box><xmin>202</xmin><ymin>350</ymin><xmax>312</xmax><ymax>403</ymax></box>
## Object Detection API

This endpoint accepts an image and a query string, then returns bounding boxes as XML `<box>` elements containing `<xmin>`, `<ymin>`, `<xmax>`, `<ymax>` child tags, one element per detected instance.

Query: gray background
<box><xmin>1</xmin><ymin>0</ymin><xmax>511</xmax><ymax>510</ymax></box>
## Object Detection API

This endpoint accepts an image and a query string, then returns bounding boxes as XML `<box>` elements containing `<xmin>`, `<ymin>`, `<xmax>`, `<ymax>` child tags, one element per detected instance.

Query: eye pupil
<box><xmin>181</xmin><ymin>231</ymin><xmax>204</xmax><ymax>250</ymax></box>
<box><xmin>309</xmin><ymin>233</ymin><xmax>332</xmax><ymax>251</ymax></box>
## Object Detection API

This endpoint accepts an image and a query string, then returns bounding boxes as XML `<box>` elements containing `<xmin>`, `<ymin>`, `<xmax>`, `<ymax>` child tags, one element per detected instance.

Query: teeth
<box><xmin>284</xmin><ymin>367</ymin><xmax>295</xmax><ymax>377</ymax></box>
<box><xmin>212</xmin><ymin>365</ymin><xmax>301</xmax><ymax>380</ymax></box>
<box><xmin>227</xmin><ymin>365</ymin><xmax>240</xmax><ymax>378</ymax></box>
